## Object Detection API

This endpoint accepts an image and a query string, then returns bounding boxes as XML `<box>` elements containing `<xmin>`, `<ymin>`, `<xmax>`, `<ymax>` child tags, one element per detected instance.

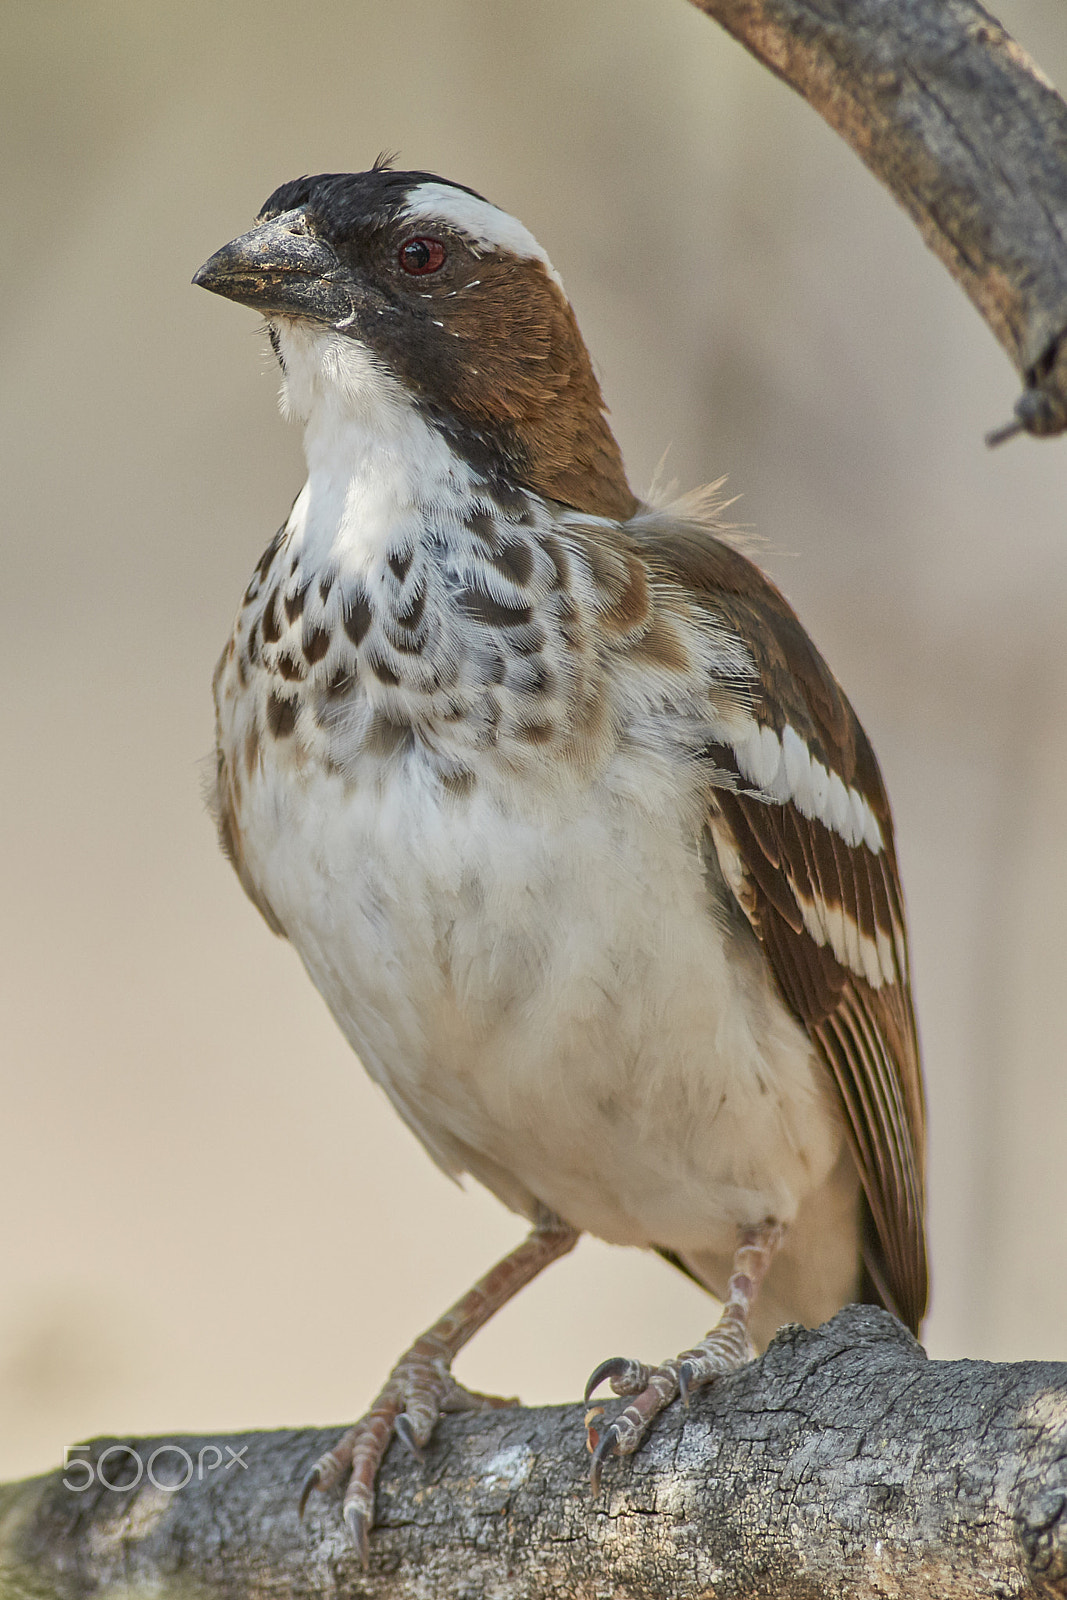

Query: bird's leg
<box><xmin>585</xmin><ymin>1220</ymin><xmax>783</xmax><ymax>1492</ymax></box>
<box><xmin>300</xmin><ymin>1213</ymin><xmax>578</xmax><ymax>1564</ymax></box>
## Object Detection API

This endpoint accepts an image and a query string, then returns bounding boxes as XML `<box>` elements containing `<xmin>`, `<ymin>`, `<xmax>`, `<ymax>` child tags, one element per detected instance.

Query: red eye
<box><xmin>398</xmin><ymin>236</ymin><xmax>447</xmax><ymax>275</ymax></box>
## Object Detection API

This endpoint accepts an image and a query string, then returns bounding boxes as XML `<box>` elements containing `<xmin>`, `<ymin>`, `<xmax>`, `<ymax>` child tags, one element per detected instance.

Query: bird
<box><xmin>193</xmin><ymin>159</ymin><xmax>928</xmax><ymax>1563</ymax></box>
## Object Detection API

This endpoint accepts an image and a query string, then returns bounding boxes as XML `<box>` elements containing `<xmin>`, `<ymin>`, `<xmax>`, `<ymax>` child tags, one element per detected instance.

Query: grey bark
<box><xmin>685</xmin><ymin>0</ymin><xmax>1067</xmax><ymax>442</ymax></box>
<box><xmin>2</xmin><ymin>1309</ymin><xmax>1067</xmax><ymax>1599</ymax></box>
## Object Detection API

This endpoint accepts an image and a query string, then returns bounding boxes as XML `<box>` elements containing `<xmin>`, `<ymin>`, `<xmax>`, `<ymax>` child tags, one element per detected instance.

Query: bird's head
<box><xmin>193</xmin><ymin>163</ymin><xmax>637</xmax><ymax>520</ymax></box>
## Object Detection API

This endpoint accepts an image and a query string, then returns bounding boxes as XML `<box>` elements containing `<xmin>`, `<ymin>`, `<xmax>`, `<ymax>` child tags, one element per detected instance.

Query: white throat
<box><xmin>271</xmin><ymin>319</ymin><xmax>473</xmax><ymax>576</ymax></box>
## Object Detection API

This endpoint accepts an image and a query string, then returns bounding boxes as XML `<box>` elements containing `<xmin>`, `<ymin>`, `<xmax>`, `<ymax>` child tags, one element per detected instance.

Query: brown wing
<box><xmin>634</xmin><ymin>517</ymin><xmax>928</xmax><ymax>1334</ymax></box>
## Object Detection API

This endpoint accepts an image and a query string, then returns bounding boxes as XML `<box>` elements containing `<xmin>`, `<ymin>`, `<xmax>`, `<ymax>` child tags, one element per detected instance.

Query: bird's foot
<box><xmin>300</xmin><ymin>1347</ymin><xmax>515</xmax><ymax>1564</ymax></box>
<box><xmin>298</xmin><ymin>1216</ymin><xmax>578</xmax><ymax>1564</ymax></box>
<box><xmin>584</xmin><ymin>1314</ymin><xmax>753</xmax><ymax>1492</ymax></box>
<box><xmin>584</xmin><ymin>1221</ymin><xmax>782</xmax><ymax>1493</ymax></box>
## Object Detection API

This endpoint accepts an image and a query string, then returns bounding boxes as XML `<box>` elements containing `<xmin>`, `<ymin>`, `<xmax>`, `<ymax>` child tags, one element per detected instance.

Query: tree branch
<box><xmin>685</xmin><ymin>0</ymin><xmax>1067</xmax><ymax>443</ymax></box>
<box><xmin>2</xmin><ymin>1309</ymin><xmax>1066</xmax><ymax>1598</ymax></box>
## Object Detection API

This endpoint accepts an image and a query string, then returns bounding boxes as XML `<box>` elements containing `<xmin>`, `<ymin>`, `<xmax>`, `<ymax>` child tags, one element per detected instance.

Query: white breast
<box><xmin>217</xmin><ymin>309</ymin><xmax>857</xmax><ymax>1333</ymax></box>
<box><xmin>236</xmin><ymin>734</ymin><xmax>842</xmax><ymax>1267</ymax></box>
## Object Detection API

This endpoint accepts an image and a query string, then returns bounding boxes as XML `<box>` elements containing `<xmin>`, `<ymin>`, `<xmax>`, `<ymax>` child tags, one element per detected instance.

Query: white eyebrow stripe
<box><xmin>401</xmin><ymin>183</ymin><xmax>565</xmax><ymax>291</ymax></box>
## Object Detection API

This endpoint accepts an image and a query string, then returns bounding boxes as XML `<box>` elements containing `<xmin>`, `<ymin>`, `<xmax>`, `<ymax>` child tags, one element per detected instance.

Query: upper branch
<box><xmin>686</xmin><ymin>0</ymin><xmax>1067</xmax><ymax>441</ymax></box>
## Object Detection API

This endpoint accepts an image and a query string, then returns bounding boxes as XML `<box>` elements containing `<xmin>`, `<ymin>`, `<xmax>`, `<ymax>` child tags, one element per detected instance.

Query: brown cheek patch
<box><xmin>432</xmin><ymin>258</ymin><xmax>638</xmax><ymax>521</ymax></box>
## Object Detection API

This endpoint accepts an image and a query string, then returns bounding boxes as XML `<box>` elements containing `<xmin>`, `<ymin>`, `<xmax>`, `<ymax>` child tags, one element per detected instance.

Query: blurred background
<box><xmin>2</xmin><ymin>0</ymin><xmax>1065</xmax><ymax>1485</ymax></box>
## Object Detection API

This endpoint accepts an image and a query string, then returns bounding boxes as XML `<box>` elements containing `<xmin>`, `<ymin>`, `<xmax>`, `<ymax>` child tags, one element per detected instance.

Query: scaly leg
<box><xmin>300</xmin><ymin>1213</ymin><xmax>579</xmax><ymax>1564</ymax></box>
<box><xmin>584</xmin><ymin>1221</ymin><xmax>783</xmax><ymax>1492</ymax></box>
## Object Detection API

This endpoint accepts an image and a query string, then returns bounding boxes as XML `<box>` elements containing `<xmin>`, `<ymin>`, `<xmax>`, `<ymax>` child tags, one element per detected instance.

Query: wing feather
<box><xmin>631</xmin><ymin>514</ymin><xmax>928</xmax><ymax>1333</ymax></box>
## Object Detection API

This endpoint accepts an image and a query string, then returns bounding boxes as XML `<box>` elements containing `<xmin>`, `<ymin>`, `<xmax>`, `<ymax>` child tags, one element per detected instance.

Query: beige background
<box><xmin>2</xmin><ymin>1</ymin><xmax>1066</xmax><ymax>1485</ymax></box>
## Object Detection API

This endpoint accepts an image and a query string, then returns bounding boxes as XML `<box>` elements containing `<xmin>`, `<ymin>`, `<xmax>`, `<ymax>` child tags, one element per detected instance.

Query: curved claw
<box><xmin>297</xmin><ymin>1464</ymin><xmax>320</xmax><ymax>1520</ymax></box>
<box><xmin>344</xmin><ymin>1500</ymin><xmax>371</xmax><ymax>1569</ymax></box>
<box><xmin>589</xmin><ymin>1422</ymin><xmax>620</xmax><ymax>1498</ymax></box>
<box><xmin>394</xmin><ymin>1412</ymin><xmax>424</xmax><ymax>1462</ymax></box>
<box><xmin>584</xmin><ymin>1356</ymin><xmax>630</xmax><ymax>1404</ymax></box>
<box><xmin>678</xmin><ymin>1360</ymin><xmax>695</xmax><ymax>1410</ymax></box>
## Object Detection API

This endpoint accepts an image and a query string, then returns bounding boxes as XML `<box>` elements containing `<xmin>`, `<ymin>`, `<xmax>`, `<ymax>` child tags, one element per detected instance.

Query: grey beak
<box><xmin>193</xmin><ymin>209</ymin><xmax>352</xmax><ymax>324</ymax></box>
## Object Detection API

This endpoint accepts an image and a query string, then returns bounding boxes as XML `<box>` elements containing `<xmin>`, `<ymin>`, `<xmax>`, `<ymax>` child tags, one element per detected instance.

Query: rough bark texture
<box><xmin>2</xmin><ymin>1309</ymin><xmax>1067</xmax><ymax>1599</ymax></box>
<box><xmin>686</xmin><ymin>0</ymin><xmax>1067</xmax><ymax>441</ymax></box>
